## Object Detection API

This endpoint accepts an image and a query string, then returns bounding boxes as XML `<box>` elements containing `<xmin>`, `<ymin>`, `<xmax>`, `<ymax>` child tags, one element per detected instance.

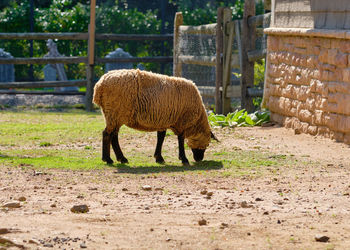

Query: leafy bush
<box><xmin>208</xmin><ymin>109</ymin><xmax>270</xmax><ymax>128</ymax></box>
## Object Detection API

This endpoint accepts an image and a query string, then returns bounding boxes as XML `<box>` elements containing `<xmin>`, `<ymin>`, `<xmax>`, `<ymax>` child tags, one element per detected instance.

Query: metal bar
<box><xmin>0</xmin><ymin>57</ymin><xmax>87</xmax><ymax>64</ymax></box>
<box><xmin>0</xmin><ymin>80</ymin><xmax>87</xmax><ymax>89</ymax></box>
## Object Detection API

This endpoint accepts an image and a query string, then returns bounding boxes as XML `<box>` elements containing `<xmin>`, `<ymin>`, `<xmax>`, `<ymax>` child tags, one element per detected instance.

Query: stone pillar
<box><xmin>105</xmin><ymin>48</ymin><xmax>133</xmax><ymax>73</ymax></box>
<box><xmin>0</xmin><ymin>48</ymin><xmax>15</xmax><ymax>82</ymax></box>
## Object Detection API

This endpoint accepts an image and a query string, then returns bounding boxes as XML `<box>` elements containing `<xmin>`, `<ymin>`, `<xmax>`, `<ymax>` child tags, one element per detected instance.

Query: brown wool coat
<box><xmin>93</xmin><ymin>69</ymin><xmax>211</xmax><ymax>149</ymax></box>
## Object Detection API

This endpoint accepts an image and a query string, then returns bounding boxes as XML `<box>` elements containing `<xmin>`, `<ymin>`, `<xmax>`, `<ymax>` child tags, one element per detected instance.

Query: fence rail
<box><xmin>0</xmin><ymin>80</ymin><xmax>86</xmax><ymax>89</ymax></box>
<box><xmin>0</xmin><ymin>30</ymin><xmax>174</xmax><ymax>110</ymax></box>
<box><xmin>0</xmin><ymin>32</ymin><xmax>173</xmax><ymax>41</ymax></box>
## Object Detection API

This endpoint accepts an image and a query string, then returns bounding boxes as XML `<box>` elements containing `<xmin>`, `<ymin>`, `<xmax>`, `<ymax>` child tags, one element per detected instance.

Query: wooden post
<box><xmin>222</xmin><ymin>8</ymin><xmax>233</xmax><ymax>115</ymax></box>
<box><xmin>173</xmin><ymin>12</ymin><xmax>183</xmax><ymax>77</ymax></box>
<box><xmin>241</xmin><ymin>0</ymin><xmax>256</xmax><ymax>112</ymax></box>
<box><xmin>85</xmin><ymin>0</ymin><xmax>96</xmax><ymax>112</ymax></box>
<box><xmin>215</xmin><ymin>7</ymin><xmax>224</xmax><ymax>114</ymax></box>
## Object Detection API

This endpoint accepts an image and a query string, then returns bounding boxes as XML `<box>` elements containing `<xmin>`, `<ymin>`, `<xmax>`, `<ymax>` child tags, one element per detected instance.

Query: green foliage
<box><xmin>0</xmin><ymin>0</ymin><xmax>166</xmax><ymax>80</ymax></box>
<box><xmin>208</xmin><ymin>109</ymin><xmax>270</xmax><ymax>128</ymax></box>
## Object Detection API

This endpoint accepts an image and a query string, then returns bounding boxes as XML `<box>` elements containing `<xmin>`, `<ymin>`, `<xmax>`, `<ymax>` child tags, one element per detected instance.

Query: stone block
<box><xmin>318</xmin><ymin>49</ymin><xmax>328</xmax><ymax>63</ymax></box>
<box><xmin>327</xmin><ymin>48</ymin><xmax>338</xmax><ymax>65</ymax></box>
<box><xmin>335</xmin><ymin>53</ymin><xmax>348</xmax><ymax>68</ymax></box>
<box><xmin>307</xmin><ymin>125</ymin><xmax>318</xmax><ymax>135</ymax></box>
<box><xmin>298</xmin><ymin>109</ymin><xmax>313</xmax><ymax>123</ymax></box>
<box><xmin>324</xmin><ymin>113</ymin><xmax>339</xmax><ymax>130</ymax></box>
<box><xmin>317</xmin><ymin>126</ymin><xmax>330</xmax><ymax>137</ymax></box>
<box><xmin>305</xmin><ymin>97</ymin><xmax>316</xmax><ymax>111</ymax></box>
<box><xmin>294</xmin><ymin>47</ymin><xmax>307</xmax><ymax>55</ymax></box>
<box><xmin>338</xmin><ymin>115</ymin><xmax>350</xmax><ymax>133</ymax></box>
<box><xmin>300</xmin><ymin>122</ymin><xmax>309</xmax><ymax>134</ymax></box>
<box><xmin>327</xmin><ymin>102</ymin><xmax>338</xmax><ymax>113</ymax></box>
<box><xmin>267</xmin><ymin>37</ymin><xmax>279</xmax><ymax>52</ymax></box>
<box><xmin>339</xmin><ymin>40</ymin><xmax>350</xmax><ymax>53</ymax></box>
<box><xmin>313</xmin><ymin>110</ymin><xmax>324</xmax><ymax>125</ymax></box>
<box><xmin>342</xmin><ymin>68</ymin><xmax>350</xmax><ymax>83</ymax></box>
<box><xmin>306</xmin><ymin>56</ymin><xmax>316</xmax><ymax>68</ymax></box>
<box><xmin>312</xmin><ymin>45</ymin><xmax>321</xmax><ymax>55</ymax></box>
<box><xmin>312</xmin><ymin>69</ymin><xmax>321</xmax><ymax>79</ymax></box>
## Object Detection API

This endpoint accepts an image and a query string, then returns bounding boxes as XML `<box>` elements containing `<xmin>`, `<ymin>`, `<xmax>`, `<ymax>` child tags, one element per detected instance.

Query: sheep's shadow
<box><xmin>112</xmin><ymin>160</ymin><xmax>223</xmax><ymax>174</ymax></box>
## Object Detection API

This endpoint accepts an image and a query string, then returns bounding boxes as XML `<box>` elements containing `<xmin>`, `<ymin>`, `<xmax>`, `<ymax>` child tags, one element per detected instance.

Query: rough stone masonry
<box><xmin>263</xmin><ymin>0</ymin><xmax>350</xmax><ymax>144</ymax></box>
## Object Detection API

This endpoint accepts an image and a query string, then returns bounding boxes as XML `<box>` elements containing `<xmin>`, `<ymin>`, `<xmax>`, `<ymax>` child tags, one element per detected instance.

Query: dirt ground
<box><xmin>1</xmin><ymin>125</ymin><xmax>350</xmax><ymax>249</ymax></box>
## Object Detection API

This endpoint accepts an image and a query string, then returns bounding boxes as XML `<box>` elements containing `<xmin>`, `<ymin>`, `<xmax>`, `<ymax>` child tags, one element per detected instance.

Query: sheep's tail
<box><xmin>92</xmin><ymin>77</ymin><xmax>104</xmax><ymax>107</ymax></box>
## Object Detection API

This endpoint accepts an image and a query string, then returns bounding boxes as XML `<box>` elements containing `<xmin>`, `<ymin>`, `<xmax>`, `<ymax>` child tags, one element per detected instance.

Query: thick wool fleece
<box><xmin>93</xmin><ymin>69</ymin><xmax>211</xmax><ymax>149</ymax></box>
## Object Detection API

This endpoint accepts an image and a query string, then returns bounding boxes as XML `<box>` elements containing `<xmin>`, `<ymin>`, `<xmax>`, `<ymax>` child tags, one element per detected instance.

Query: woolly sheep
<box><xmin>93</xmin><ymin>69</ymin><xmax>217</xmax><ymax>165</ymax></box>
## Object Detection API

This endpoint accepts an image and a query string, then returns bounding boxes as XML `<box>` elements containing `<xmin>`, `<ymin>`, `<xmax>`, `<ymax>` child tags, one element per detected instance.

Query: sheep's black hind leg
<box><xmin>178</xmin><ymin>134</ymin><xmax>189</xmax><ymax>165</ymax></box>
<box><xmin>154</xmin><ymin>130</ymin><xmax>166</xmax><ymax>164</ymax></box>
<box><xmin>111</xmin><ymin>130</ymin><xmax>128</xmax><ymax>164</ymax></box>
<box><xmin>102</xmin><ymin>129</ymin><xmax>113</xmax><ymax>164</ymax></box>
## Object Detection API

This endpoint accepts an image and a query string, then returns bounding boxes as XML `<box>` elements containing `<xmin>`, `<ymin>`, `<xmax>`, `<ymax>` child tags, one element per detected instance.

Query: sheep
<box><xmin>93</xmin><ymin>69</ymin><xmax>217</xmax><ymax>165</ymax></box>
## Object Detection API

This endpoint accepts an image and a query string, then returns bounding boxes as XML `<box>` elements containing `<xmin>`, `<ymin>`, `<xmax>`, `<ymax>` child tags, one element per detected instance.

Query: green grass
<box><xmin>0</xmin><ymin>109</ymin><xmax>298</xmax><ymax>176</ymax></box>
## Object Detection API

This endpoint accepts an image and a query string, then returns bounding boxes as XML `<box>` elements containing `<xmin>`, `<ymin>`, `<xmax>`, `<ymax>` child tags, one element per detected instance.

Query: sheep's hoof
<box><xmin>155</xmin><ymin>155</ymin><xmax>165</xmax><ymax>164</ymax></box>
<box><xmin>182</xmin><ymin>159</ymin><xmax>190</xmax><ymax>166</ymax></box>
<box><xmin>102</xmin><ymin>157</ymin><xmax>114</xmax><ymax>164</ymax></box>
<box><xmin>118</xmin><ymin>157</ymin><xmax>128</xmax><ymax>164</ymax></box>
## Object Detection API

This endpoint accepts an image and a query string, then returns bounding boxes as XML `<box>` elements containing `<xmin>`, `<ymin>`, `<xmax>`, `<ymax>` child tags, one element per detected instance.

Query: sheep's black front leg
<box><xmin>111</xmin><ymin>130</ymin><xmax>128</xmax><ymax>164</ymax></box>
<box><xmin>154</xmin><ymin>130</ymin><xmax>166</xmax><ymax>163</ymax></box>
<box><xmin>102</xmin><ymin>129</ymin><xmax>113</xmax><ymax>164</ymax></box>
<box><xmin>178</xmin><ymin>134</ymin><xmax>189</xmax><ymax>165</ymax></box>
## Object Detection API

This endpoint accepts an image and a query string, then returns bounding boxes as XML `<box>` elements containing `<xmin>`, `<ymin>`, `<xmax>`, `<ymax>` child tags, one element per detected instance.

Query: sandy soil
<box><xmin>1</xmin><ymin>125</ymin><xmax>350</xmax><ymax>249</ymax></box>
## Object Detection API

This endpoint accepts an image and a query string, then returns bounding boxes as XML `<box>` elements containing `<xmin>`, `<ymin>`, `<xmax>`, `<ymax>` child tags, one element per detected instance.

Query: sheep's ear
<box><xmin>210</xmin><ymin>131</ymin><xmax>219</xmax><ymax>142</ymax></box>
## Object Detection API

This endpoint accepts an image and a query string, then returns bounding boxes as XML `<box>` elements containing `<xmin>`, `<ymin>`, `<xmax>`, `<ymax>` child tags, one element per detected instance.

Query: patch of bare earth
<box><xmin>1</xmin><ymin>126</ymin><xmax>350</xmax><ymax>249</ymax></box>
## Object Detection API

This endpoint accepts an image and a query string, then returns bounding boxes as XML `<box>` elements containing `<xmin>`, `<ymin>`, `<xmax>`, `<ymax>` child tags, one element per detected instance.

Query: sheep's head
<box><xmin>187</xmin><ymin>131</ymin><xmax>218</xmax><ymax>162</ymax></box>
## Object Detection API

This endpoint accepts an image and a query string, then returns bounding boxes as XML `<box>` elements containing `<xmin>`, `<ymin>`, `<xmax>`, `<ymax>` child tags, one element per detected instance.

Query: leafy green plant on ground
<box><xmin>208</xmin><ymin>109</ymin><xmax>270</xmax><ymax>128</ymax></box>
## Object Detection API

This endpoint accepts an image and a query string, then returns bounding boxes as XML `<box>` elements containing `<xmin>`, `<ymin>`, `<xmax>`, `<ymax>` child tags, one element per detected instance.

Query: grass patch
<box><xmin>0</xmin><ymin>110</ymin><xmax>299</xmax><ymax>177</ymax></box>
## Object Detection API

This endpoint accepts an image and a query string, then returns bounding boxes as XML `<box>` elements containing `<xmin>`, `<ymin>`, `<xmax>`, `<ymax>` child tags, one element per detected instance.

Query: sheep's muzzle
<box><xmin>192</xmin><ymin>148</ymin><xmax>205</xmax><ymax>162</ymax></box>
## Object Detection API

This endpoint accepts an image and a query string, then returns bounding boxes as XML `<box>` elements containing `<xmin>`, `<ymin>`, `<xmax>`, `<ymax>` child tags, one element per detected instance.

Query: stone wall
<box><xmin>263</xmin><ymin>30</ymin><xmax>350</xmax><ymax>143</ymax></box>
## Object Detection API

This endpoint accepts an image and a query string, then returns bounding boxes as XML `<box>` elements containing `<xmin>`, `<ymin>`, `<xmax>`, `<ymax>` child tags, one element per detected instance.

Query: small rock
<box><xmin>29</xmin><ymin>239</ymin><xmax>40</xmax><ymax>244</ymax></box>
<box><xmin>198</xmin><ymin>219</ymin><xmax>207</xmax><ymax>226</ymax></box>
<box><xmin>50</xmin><ymin>204</ymin><xmax>56</xmax><ymax>208</ymax></box>
<box><xmin>220</xmin><ymin>223</ymin><xmax>228</xmax><ymax>229</ymax></box>
<box><xmin>315</xmin><ymin>235</ymin><xmax>330</xmax><ymax>242</ymax></box>
<box><xmin>207</xmin><ymin>192</ymin><xmax>213</xmax><ymax>197</ymax></box>
<box><xmin>17</xmin><ymin>196</ymin><xmax>26</xmax><ymax>202</ymax></box>
<box><xmin>255</xmin><ymin>197</ymin><xmax>263</xmax><ymax>201</ymax></box>
<box><xmin>80</xmin><ymin>242</ymin><xmax>87</xmax><ymax>248</ymax></box>
<box><xmin>3</xmin><ymin>202</ymin><xmax>21</xmax><ymax>208</ymax></box>
<box><xmin>200</xmin><ymin>190</ymin><xmax>207</xmax><ymax>195</ymax></box>
<box><xmin>0</xmin><ymin>228</ymin><xmax>10</xmax><ymax>235</ymax></box>
<box><xmin>122</xmin><ymin>188</ymin><xmax>128</xmax><ymax>191</ymax></box>
<box><xmin>166</xmin><ymin>238</ymin><xmax>171</xmax><ymax>242</ymax></box>
<box><xmin>240</xmin><ymin>201</ymin><xmax>252</xmax><ymax>208</ymax></box>
<box><xmin>263</xmin><ymin>211</ymin><xmax>269</xmax><ymax>215</ymax></box>
<box><xmin>277</xmin><ymin>219</ymin><xmax>281</xmax><ymax>224</ymax></box>
<box><xmin>43</xmin><ymin>243</ymin><xmax>54</xmax><ymax>247</ymax></box>
<box><xmin>34</xmin><ymin>171</ymin><xmax>43</xmax><ymax>176</ymax></box>
<box><xmin>70</xmin><ymin>205</ymin><xmax>89</xmax><ymax>213</ymax></box>
<box><xmin>247</xmin><ymin>232</ymin><xmax>251</xmax><ymax>236</ymax></box>
<box><xmin>142</xmin><ymin>185</ymin><xmax>152</xmax><ymax>191</ymax></box>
